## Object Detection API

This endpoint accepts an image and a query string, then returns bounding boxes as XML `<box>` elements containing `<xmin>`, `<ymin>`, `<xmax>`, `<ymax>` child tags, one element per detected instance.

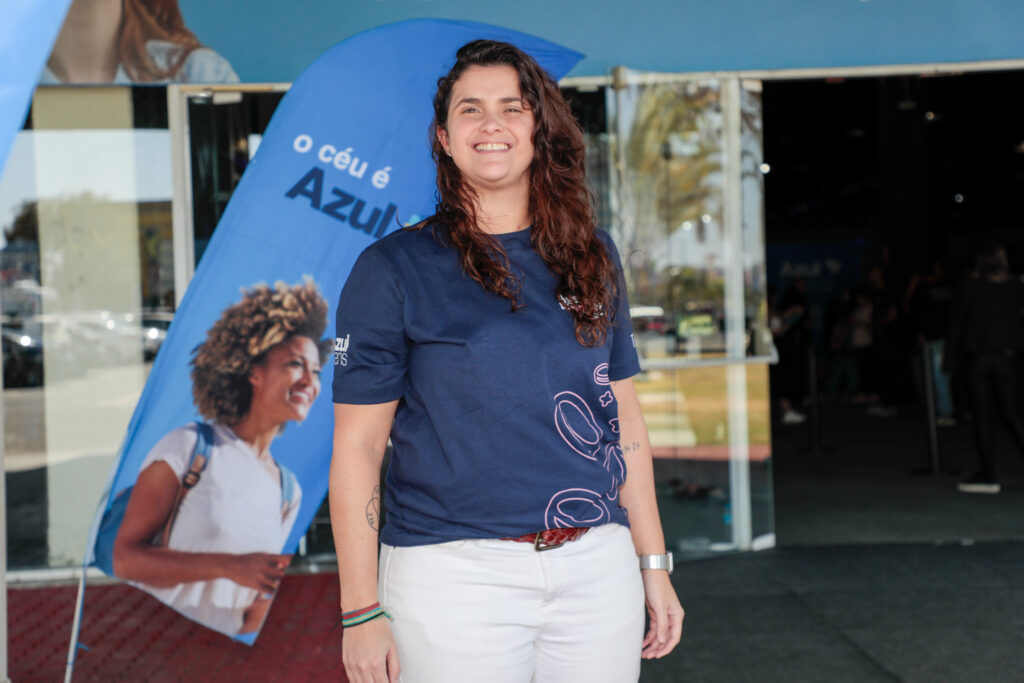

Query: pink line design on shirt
<box><xmin>593</xmin><ymin>362</ymin><xmax>610</xmax><ymax>386</ymax></box>
<box><xmin>599</xmin><ymin>390</ymin><xmax>614</xmax><ymax>407</ymax></box>
<box><xmin>544</xmin><ymin>488</ymin><xmax>611</xmax><ymax>528</ymax></box>
<box><xmin>603</xmin><ymin>442</ymin><xmax>627</xmax><ymax>500</ymax></box>
<box><xmin>553</xmin><ymin>390</ymin><xmax>603</xmax><ymax>461</ymax></box>
<box><xmin>608</xmin><ymin>418</ymin><xmax>620</xmax><ymax>434</ymax></box>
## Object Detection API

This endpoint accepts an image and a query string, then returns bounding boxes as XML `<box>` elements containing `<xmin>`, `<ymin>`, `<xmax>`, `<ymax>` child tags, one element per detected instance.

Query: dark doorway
<box><xmin>763</xmin><ymin>70</ymin><xmax>1024</xmax><ymax>545</ymax></box>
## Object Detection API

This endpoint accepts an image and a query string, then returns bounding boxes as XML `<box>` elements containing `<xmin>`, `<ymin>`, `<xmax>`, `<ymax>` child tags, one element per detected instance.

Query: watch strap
<box><xmin>638</xmin><ymin>552</ymin><xmax>674</xmax><ymax>574</ymax></box>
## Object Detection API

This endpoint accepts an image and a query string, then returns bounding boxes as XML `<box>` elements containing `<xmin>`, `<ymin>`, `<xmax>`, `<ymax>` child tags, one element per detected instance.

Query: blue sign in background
<box><xmin>87</xmin><ymin>18</ymin><xmax>581</xmax><ymax>642</ymax></box>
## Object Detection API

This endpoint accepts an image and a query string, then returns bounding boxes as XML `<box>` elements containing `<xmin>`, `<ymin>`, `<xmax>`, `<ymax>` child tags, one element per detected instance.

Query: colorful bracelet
<box><xmin>339</xmin><ymin>602</ymin><xmax>392</xmax><ymax>629</ymax></box>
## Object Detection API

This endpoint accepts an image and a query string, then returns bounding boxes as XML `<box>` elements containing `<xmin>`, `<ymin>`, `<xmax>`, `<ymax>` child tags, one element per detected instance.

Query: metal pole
<box><xmin>722</xmin><ymin>78</ymin><xmax>752</xmax><ymax>551</ymax></box>
<box><xmin>921</xmin><ymin>345</ymin><xmax>941</xmax><ymax>474</ymax></box>
<box><xmin>168</xmin><ymin>85</ymin><xmax>198</xmax><ymax>308</ymax></box>
<box><xmin>63</xmin><ymin>570</ymin><xmax>87</xmax><ymax>683</ymax></box>
<box><xmin>2</xmin><ymin>277</ymin><xmax>11</xmax><ymax>683</ymax></box>
<box><xmin>807</xmin><ymin>345</ymin><xmax>822</xmax><ymax>455</ymax></box>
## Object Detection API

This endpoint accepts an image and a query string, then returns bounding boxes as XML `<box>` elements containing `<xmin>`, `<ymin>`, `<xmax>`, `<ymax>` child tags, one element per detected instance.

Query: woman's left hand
<box><xmin>640</xmin><ymin>569</ymin><xmax>684</xmax><ymax>659</ymax></box>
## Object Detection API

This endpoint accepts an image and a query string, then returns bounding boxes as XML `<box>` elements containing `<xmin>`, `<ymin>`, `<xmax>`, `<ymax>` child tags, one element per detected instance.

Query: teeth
<box><xmin>475</xmin><ymin>143</ymin><xmax>509</xmax><ymax>151</ymax></box>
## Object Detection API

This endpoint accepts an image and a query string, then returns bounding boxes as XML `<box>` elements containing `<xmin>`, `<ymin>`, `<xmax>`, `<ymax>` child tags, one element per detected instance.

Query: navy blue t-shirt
<box><xmin>332</xmin><ymin>223</ymin><xmax>641</xmax><ymax>546</ymax></box>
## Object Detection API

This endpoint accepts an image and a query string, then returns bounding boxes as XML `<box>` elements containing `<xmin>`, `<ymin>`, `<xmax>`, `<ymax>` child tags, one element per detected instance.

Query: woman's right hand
<box><xmin>224</xmin><ymin>553</ymin><xmax>290</xmax><ymax>594</ymax></box>
<box><xmin>342</xmin><ymin>617</ymin><xmax>400</xmax><ymax>683</ymax></box>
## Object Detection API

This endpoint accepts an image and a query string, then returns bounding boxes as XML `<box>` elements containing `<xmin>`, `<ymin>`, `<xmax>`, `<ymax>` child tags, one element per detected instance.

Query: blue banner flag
<box><xmin>85</xmin><ymin>19</ymin><xmax>582</xmax><ymax>643</ymax></box>
<box><xmin>0</xmin><ymin>0</ymin><xmax>71</xmax><ymax>176</ymax></box>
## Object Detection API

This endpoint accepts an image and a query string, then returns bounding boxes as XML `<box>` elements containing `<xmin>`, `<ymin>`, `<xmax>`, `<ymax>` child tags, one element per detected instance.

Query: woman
<box><xmin>945</xmin><ymin>243</ymin><xmax>1024</xmax><ymax>493</ymax></box>
<box><xmin>43</xmin><ymin>0</ymin><xmax>238</xmax><ymax>84</ymax></box>
<box><xmin>330</xmin><ymin>40</ymin><xmax>683</xmax><ymax>682</ymax></box>
<box><xmin>113</xmin><ymin>279</ymin><xmax>328</xmax><ymax>636</ymax></box>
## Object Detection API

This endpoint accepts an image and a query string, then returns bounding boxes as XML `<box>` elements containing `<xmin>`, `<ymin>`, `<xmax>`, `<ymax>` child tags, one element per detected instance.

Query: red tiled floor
<box><xmin>9</xmin><ymin>573</ymin><xmax>348</xmax><ymax>682</ymax></box>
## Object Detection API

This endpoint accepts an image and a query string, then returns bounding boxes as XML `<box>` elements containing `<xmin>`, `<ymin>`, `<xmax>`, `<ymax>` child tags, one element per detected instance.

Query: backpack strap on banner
<box><xmin>182</xmin><ymin>422</ymin><xmax>214</xmax><ymax>488</ymax></box>
<box><xmin>159</xmin><ymin>422</ymin><xmax>214</xmax><ymax>547</ymax></box>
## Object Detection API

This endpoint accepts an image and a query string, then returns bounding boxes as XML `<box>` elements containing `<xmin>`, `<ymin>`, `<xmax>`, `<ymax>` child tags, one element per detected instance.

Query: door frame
<box><xmin>166</xmin><ymin>84</ymin><xmax>289</xmax><ymax>307</ymax></box>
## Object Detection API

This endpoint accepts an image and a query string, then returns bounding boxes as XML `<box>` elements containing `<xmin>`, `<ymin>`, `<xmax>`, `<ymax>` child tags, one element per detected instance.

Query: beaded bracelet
<box><xmin>339</xmin><ymin>601</ymin><xmax>392</xmax><ymax>629</ymax></box>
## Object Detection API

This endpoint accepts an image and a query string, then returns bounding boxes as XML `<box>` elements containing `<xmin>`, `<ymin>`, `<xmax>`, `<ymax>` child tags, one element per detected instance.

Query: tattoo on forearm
<box><xmin>621</xmin><ymin>440</ymin><xmax>642</xmax><ymax>455</ymax></box>
<box><xmin>365</xmin><ymin>485</ymin><xmax>381</xmax><ymax>531</ymax></box>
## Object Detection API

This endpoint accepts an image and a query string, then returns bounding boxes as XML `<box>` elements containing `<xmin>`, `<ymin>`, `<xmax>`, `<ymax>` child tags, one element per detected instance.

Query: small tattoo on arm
<box><xmin>365</xmin><ymin>485</ymin><xmax>381</xmax><ymax>531</ymax></box>
<box><xmin>621</xmin><ymin>440</ymin><xmax>642</xmax><ymax>455</ymax></box>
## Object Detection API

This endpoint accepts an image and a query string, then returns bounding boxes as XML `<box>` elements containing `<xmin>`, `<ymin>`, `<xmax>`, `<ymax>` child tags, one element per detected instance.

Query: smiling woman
<box><xmin>331</xmin><ymin>40</ymin><xmax>683</xmax><ymax>683</ymax></box>
<box><xmin>109</xmin><ymin>279</ymin><xmax>329</xmax><ymax>637</ymax></box>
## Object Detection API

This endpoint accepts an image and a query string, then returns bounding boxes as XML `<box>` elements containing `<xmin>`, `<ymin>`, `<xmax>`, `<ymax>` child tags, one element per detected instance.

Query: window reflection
<box><xmin>607</xmin><ymin>77</ymin><xmax>770</xmax><ymax>363</ymax></box>
<box><xmin>1</xmin><ymin>87</ymin><xmax>173</xmax><ymax>569</ymax></box>
<box><xmin>604</xmin><ymin>73</ymin><xmax>774</xmax><ymax>556</ymax></box>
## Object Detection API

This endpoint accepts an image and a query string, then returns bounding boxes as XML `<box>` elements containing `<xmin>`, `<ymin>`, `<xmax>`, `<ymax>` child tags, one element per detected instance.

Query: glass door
<box><xmin>168</xmin><ymin>85</ymin><xmax>287</xmax><ymax>292</ymax></box>
<box><xmin>603</xmin><ymin>70</ymin><xmax>775</xmax><ymax>557</ymax></box>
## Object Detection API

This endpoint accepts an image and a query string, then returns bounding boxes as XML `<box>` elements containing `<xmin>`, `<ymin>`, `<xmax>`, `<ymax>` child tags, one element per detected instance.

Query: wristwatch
<box><xmin>638</xmin><ymin>552</ymin><xmax>674</xmax><ymax>574</ymax></box>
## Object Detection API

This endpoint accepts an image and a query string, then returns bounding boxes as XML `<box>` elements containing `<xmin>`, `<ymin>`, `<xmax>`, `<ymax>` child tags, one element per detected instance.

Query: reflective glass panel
<box><xmin>1</xmin><ymin>87</ymin><xmax>172</xmax><ymax>569</ymax></box>
<box><xmin>605</xmin><ymin>73</ymin><xmax>775</xmax><ymax>556</ymax></box>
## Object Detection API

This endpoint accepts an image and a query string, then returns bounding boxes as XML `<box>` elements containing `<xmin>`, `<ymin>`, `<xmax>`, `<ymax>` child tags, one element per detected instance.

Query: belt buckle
<box><xmin>534</xmin><ymin>531</ymin><xmax>564</xmax><ymax>552</ymax></box>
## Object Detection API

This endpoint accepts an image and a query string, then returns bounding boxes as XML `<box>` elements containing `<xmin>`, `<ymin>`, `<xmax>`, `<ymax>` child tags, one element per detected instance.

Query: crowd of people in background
<box><xmin>769</xmin><ymin>242</ymin><xmax>1024</xmax><ymax>493</ymax></box>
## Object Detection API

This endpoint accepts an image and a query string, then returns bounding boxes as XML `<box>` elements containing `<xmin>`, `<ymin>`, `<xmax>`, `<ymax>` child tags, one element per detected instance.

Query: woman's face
<box><xmin>248</xmin><ymin>335</ymin><xmax>321</xmax><ymax>424</ymax></box>
<box><xmin>437</xmin><ymin>64</ymin><xmax>535</xmax><ymax>196</ymax></box>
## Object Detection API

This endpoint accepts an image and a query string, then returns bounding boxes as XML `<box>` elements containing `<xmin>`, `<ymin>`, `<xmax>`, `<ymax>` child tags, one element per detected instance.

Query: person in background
<box><xmin>945</xmin><ymin>242</ymin><xmax>1024</xmax><ymax>494</ymax></box>
<box><xmin>864</xmin><ymin>265</ymin><xmax>902</xmax><ymax>417</ymax></box>
<box><xmin>906</xmin><ymin>260</ymin><xmax>955</xmax><ymax>426</ymax></box>
<box><xmin>825</xmin><ymin>287</ymin><xmax>859</xmax><ymax>401</ymax></box>
<box><xmin>43</xmin><ymin>0</ymin><xmax>238</xmax><ymax>84</ymax></box>
<box><xmin>848</xmin><ymin>288</ymin><xmax>875</xmax><ymax>404</ymax></box>
<box><xmin>771</xmin><ymin>279</ymin><xmax>809</xmax><ymax>424</ymax></box>
<box><xmin>330</xmin><ymin>40</ymin><xmax>682</xmax><ymax>683</ymax></box>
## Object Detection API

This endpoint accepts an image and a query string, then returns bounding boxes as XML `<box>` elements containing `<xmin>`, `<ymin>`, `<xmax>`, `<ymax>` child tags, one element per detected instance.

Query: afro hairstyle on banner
<box><xmin>190</xmin><ymin>278</ymin><xmax>329</xmax><ymax>425</ymax></box>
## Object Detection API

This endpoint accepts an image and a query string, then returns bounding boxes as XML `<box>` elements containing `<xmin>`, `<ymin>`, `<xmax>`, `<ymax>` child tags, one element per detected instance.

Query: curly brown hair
<box><xmin>191</xmin><ymin>279</ymin><xmax>329</xmax><ymax>425</ymax></box>
<box><xmin>429</xmin><ymin>39</ymin><xmax>618</xmax><ymax>347</ymax></box>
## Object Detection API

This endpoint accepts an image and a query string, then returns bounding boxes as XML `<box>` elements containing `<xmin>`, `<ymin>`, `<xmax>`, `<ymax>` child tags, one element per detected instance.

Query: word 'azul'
<box><xmin>285</xmin><ymin>167</ymin><xmax>397</xmax><ymax>238</ymax></box>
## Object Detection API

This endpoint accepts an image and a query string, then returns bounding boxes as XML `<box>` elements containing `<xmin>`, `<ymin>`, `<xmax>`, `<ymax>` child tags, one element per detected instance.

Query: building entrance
<box><xmin>172</xmin><ymin>75</ymin><xmax>779</xmax><ymax>563</ymax></box>
<box><xmin>762</xmin><ymin>69</ymin><xmax>1024</xmax><ymax>545</ymax></box>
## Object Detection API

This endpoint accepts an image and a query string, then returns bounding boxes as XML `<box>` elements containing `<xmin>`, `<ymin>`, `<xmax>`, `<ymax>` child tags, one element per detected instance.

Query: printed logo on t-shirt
<box><xmin>557</xmin><ymin>294</ymin><xmax>604</xmax><ymax>319</ymax></box>
<box><xmin>557</xmin><ymin>293</ymin><xmax>581</xmax><ymax>313</ymax></box>
<box><xmin>334</xmin><ymin>334</ymin><xmax>350</xmax><ymax>367</ymax></box>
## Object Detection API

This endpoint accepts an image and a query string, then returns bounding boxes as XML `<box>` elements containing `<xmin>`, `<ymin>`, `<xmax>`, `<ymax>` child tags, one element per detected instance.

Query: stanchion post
<box><xmin>807</xmin><ymin>345</ymin><xmax>822</xmax><ymax>455</ymax></box>
<box><xmin>921</xmin><ymin>345</ymin><xmax>941</xmax><ymax>474</ymax></box>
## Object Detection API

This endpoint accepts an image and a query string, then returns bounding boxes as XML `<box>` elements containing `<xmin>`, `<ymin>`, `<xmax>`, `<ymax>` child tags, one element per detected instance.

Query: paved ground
<box><xmin>647</xmin><ymin>541</ymin><xmax>1024</xmax><ymax>683</ymax></box>
<box><xmin>773</xmin><ymin>400</ymin><xmax>1024</xmax><ymax>546</ymax></box>
<box><xmin>9</xmin><ymin>396</ymin><xmax>1024</xmax><ymax>681</ymax></box>
<box><xmin>9</xmin><ymin>540</ymin><xmax>1024</xmax><ymax>682</ymax></box>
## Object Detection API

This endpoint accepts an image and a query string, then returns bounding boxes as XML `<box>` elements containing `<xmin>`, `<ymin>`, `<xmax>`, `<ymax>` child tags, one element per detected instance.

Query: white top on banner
<box><xmin>136</xmin><ymin>423</ymin><xmax>301</xmax><ymax>635</ymax></box>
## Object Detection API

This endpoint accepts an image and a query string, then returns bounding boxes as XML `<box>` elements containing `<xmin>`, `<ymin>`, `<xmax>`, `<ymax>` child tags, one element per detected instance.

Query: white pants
<box><xmin>379</xmin><ymin>523</ymin><xmax>645</xmax><ymax>683</ymax></box>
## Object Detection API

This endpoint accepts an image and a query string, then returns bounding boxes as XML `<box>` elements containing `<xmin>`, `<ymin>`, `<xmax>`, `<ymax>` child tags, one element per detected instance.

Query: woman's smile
<box><xmin>437</xmin><ymin>64</ymin><xmax>535</xmax><ymax>195</ymax></box>
<box><xmin>287</xmin><ymin>385</ymin><xmax>315</xmax><ymax>407</ymax></box>
<box><xmin>250</xmin><ymin>336</ymin><xmax>321</xmax><ymax>423</ymax></box>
